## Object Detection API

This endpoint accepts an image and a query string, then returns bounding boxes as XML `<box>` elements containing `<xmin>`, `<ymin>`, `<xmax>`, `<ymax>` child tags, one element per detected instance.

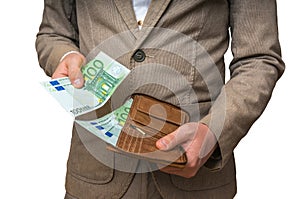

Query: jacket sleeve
<box><xmin>35</xmin><ymin>0</ymin><xmax>79</xmax><ymax>77</ymax></box>
<box><xmin>201</xmin><ymin>0</ymin><xmax>285</xmax><ymax>170</ymax></box>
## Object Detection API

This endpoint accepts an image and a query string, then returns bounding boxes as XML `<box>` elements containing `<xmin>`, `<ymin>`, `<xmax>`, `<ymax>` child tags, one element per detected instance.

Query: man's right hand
<box><xmin>52</xmin><ymin>52</ymin><xmax>86</xmax><ymax>88</ymax></box>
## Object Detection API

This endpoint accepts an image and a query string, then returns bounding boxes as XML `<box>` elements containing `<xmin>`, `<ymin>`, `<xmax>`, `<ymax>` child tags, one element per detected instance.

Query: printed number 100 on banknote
<box><xmin>41</xmin><ymin>52</ymin><xmax>130</xmax><ymax>116</ymax></box>
<box><xmin>82</xmin><ymin>52</ymin><xmax>129</xmax><ymax>105</ymax></box>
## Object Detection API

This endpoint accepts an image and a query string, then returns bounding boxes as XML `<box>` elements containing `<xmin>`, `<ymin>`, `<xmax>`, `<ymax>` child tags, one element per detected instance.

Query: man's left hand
<box><xmin>156</xmin><ymin>122</ymin><xmax>217</xmax><ymax>178</ymax></box>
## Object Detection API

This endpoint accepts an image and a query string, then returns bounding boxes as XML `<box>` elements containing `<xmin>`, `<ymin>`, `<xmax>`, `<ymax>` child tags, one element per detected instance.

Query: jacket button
<box><xmin>133</xmin><ymin>49</ymin><xmax>146</xmax><ymax>62</ymax></box>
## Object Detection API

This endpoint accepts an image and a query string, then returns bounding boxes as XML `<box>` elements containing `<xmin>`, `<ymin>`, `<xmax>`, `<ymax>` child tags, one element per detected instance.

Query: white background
<box><xmin>0</xmin><ymin>1</ymin><xmax>299</xmax><ymax>198</ymax></box>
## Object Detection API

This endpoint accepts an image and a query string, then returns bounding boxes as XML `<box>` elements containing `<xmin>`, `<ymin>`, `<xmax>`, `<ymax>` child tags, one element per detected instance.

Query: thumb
<box><xmin>70</xmin><ymin>69</ymin><xmax>84</xmax><ymax>88</ymax></box>
<box><xmin>156</xmin><ymin>128</ymin><xmax>188</xmax><ymax>151</ymax></box>
<box><xmin>67</xmin><ymin>53</ymin><xmax>86</xmax><ymax>88</ymax></box>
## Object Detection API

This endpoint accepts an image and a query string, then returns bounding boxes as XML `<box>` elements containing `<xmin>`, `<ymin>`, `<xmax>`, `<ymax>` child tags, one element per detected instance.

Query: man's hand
<box><xmin>52</xmin><ymin>52</ymin><xmax>86</xmax><ymax>88</ymax></box>
<box><xmin>156</xmin><ymin>122</ymin><xmax>217</xmax><ymax>178</ymax></box>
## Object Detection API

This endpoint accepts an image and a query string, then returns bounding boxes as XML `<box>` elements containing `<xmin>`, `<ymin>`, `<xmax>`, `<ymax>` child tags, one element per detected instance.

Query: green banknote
<box><xmin>81</xmin><ymin>52</ymin><xmax>129</xmax><ymax>104</ymax></box>
<box><xmin>75</xmin><ymin>98</ymin><xmax>133</xmax><ymax>146</ymax></box>
<box><xmin>41</xmin><ymin>52</ymin><xmax>130</xmax><ymax>116</ymax></box>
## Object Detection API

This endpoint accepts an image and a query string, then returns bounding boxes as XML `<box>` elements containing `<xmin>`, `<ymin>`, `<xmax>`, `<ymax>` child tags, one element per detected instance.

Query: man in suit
<box><xmin>36</xmin><ymin>0</ymin><xmax>285</xmax><ymax>198</ymax></box>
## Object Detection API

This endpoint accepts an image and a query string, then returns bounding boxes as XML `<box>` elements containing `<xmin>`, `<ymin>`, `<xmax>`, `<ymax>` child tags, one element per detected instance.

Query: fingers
<box><xmin>198</xmin><ymin>126</ymin><xmax>218</xmax><ymax>159</ymax></box>
<box><xmin>52</xmin><ymin>52</ymin><xmax>86</xmax><ymax>88</ymax></box>
<box><xmin>52</xmin><ymin>62</ymin><xmax>69</xmax><ymax>79</ymax></box>
<box><xmin>156</xmin><ymin>123</ymin><xmax>218</xmax><ymax>178</ymax></box>
<box><xmin>156</xmin><ymin>123</ymin><xmax>198</xmax><ymax>151</ymax></box>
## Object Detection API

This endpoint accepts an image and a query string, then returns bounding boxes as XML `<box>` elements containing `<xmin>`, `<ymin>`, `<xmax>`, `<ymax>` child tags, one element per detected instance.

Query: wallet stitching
<box><xmin>115</xmin><ymin>94</ymin><xmax>188</xmax><ymax>167</ymax></box>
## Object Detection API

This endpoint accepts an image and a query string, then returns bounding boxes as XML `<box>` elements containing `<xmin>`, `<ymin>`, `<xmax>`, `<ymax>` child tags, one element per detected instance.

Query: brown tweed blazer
<box><xmin>36</xmin><ymin>0</ymin><xmax>284</xmax><ymax>198</ymax></box>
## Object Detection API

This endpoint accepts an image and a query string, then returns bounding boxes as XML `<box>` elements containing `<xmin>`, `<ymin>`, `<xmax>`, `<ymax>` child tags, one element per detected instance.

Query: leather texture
<box><xmin>109</xmin><ymin>94</ymin><xmax>188</xmax><ymax>168</ymax></box>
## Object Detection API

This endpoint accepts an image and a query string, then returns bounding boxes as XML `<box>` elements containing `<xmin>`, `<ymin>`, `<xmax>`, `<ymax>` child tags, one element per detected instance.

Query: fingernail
<box><xmin>158</xmin><ymin>139</ymin><xmax>168</xmax><ymax>150</ymax></box>
<box><xmin>74</xmin><ymin>78</ymin><xmax>82</xmax><ymax>86</ymax></box>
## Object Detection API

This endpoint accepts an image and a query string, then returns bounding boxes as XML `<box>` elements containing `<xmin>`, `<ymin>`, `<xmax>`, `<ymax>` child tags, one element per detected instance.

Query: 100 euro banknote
<box><xmin>75</xmin><ymin>98</ymin><xmax>133</xmax><ymax>146</ymax></box>
<box><xmin>41</xmin><ymin>52</ymin><xmax>130</xmax><ymax>116</ymax></box>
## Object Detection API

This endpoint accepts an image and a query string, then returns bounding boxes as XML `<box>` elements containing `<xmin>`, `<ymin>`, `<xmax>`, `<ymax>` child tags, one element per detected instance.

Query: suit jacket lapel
<box><xmin>143</xmin><ymin>0</ymin><xmax>172</xmax><ymax>28</ymax></box>
<box><xmin>114</xmin><ymin>0</ymin><xmax>172</xmax><ymax>48</ymax></box>
<box><xmin>114</xmin><ymin>0</ymin><xmax>139</xmax><ymax>38</ymax></box>
<box><xmin>135</xmin><ymin>0</ymin><xmax>172</xmax><ymax>48</ymax></box>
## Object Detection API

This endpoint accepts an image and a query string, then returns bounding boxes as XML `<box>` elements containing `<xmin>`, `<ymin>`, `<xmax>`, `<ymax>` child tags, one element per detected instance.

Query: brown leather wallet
<box><xmin>107</xmin><ymin>94</ymin><xmax>189</xmax><ymax>168</ymax></box>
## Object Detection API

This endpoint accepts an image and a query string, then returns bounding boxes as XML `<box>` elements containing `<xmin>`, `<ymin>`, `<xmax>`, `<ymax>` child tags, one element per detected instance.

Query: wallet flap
<box><xmin>130</xmin><ymin>111</ymin><xmax>179</xmax><ymax>135</ymax></box>
<box><xmin>111</xmin><ymin>94</ymin><xmax>189</xmax><ymax>168</ymax></box>
<box><xmin>133</xmin><ymin>95</ymin><xmax>189</xmax><ymax>125</ymax></box>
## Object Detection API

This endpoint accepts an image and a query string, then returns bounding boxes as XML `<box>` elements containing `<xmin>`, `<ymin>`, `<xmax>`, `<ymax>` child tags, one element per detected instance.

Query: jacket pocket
<box><xmin>170</xmin><ymin>155</ymin><xmax>236</xmax><ymax>191</ymax></box>
<box><xmin>67</xmin><ymin>124</ymin><xmax>114</xmax><ymax>184</ymax></box>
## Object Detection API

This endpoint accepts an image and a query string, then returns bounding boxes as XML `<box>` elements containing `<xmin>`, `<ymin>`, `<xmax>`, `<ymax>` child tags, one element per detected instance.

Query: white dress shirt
<box><xmin>132</xmin><ymin>0</ymin><xmax>151</xmax><ymax>28</ymax></box>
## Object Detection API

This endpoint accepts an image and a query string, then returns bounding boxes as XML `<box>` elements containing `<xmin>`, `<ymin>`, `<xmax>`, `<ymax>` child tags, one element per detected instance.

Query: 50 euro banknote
<box><xmin>41</xmin><ymin>52</ymin><xmax>130</xmax><ymax>116</ymax></box>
